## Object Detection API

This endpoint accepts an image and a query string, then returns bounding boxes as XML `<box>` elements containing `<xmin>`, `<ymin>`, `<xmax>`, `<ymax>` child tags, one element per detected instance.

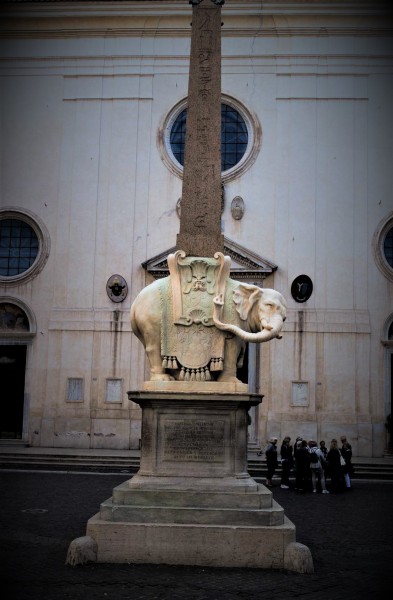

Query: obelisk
<box><xmin>69</xmin><ymin>0</ymin><xmax>312</xmax><ymax>573</ymax></box>
<box><xmin>176</xmin><ymin>0</ymin><xmax>225</xmax><ymax>257</ymax></box>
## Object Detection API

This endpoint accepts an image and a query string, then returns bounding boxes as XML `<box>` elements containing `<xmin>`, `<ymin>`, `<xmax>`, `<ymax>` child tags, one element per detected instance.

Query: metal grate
<box><xmin>384</xmin><ymin>227</ymin><xmax>393</xmax><ymax>268</ymax></box>
<box><xmin>0</xmin><ymin>219</ymin><xmax>39</xmax><ymax>276</ymax></box>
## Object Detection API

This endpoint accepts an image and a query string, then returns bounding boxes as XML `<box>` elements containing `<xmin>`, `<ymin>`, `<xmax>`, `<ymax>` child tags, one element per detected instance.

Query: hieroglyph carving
<box><xmin>176</xmin><ymin>0</ymin><xmax>224</xmax><ymax>256</ymax></box>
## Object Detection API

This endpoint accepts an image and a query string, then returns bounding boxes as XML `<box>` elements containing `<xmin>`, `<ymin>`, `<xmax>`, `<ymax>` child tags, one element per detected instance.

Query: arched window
<box><xmin>0</xmin><ymin>303</ymin><xmax>30</xmax><ymax>331</ymax></box>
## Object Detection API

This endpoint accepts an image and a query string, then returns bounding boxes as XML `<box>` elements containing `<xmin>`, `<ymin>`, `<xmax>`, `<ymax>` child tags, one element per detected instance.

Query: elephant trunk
<box><xmin>213</xmin><ymin>296</ymin><xmax>284</xmax><ymax>343</ymax></box>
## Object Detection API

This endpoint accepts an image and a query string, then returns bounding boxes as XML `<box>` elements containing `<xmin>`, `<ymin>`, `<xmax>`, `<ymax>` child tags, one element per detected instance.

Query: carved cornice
<box><xmin>142</xmin><ymin>237</ymin><xmax>278</xmax><ymax>282</ymax></box>
<box><xmin>1</xmin><ymin>2</ymin><xmax>392</xmax><ymax>39</ymax></box>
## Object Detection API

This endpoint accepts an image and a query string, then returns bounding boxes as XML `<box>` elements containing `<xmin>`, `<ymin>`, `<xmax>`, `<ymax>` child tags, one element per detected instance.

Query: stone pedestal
<box><xmin>84</xmin><ymin>388</ymin><xmax>309</xmax><ymax>570</ymax></box>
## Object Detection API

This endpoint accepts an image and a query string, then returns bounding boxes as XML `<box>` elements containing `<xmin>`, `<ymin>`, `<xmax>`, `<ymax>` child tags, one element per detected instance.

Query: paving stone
<box><xmin>0</xmin><ymin>472</ymin><xmax>392</xmax><ymax>599</ymax></box>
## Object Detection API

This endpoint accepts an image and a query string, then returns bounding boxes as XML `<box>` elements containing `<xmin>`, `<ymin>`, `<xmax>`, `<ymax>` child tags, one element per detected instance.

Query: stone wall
<box><xmin>0</xmin><ymin>1</ymin><xmax>392</xmax><ymax>455</ymax></box>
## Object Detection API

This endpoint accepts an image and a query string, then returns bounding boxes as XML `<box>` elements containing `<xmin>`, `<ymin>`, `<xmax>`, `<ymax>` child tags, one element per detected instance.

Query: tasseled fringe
<box><xmin>162</xmin><ymin>356</ymin><xmax>179</xmax><ymax>370</ymax></box>
<box><xmin>162</xmin><ymin>357</ymin><xmax>221</xmax><ymax>380</ymax></box>
<box><xmin>176</xmin><ymin>366</ymin><xmax>212</xmax><ymax>382</ymax></box>
<box><xmin>210</xmin><ymin>357</ymin><xmax>223</xmax><ymax>372</ymax></box>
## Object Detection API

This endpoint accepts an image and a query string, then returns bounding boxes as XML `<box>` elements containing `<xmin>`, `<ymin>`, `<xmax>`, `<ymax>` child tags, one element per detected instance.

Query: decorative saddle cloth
<box><xmin>160</xmin><ymin>251</ymin><xmax>232</xmax><ymax>380</ymax></box>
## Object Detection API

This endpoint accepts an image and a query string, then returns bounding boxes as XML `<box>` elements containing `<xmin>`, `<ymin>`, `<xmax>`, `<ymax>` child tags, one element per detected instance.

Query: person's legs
<box><xmin>266</xmin><ymin>465</ymin><xmax>274</xmax><ymax>486</ymax></box>
<box><xmin>311</xmin><ymin>469</ymin><xmax>318</xmax><ymax>492</ymax></box>
<box><xmin>319</xmin><ymin>467</ymin><xmax>329</xmax><ymax>493</ymax></box>
<box><xmin>281</xmin><ymin>463</ymin><xmax>290</xmax><ymax>488</ymax></box>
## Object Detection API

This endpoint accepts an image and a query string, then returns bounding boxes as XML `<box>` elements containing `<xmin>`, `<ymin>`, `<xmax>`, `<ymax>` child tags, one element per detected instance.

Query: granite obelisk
<box><xmin>176</xmin><ymin>0</ymin><xmax>225</xmax><ymax>257</ymax></box>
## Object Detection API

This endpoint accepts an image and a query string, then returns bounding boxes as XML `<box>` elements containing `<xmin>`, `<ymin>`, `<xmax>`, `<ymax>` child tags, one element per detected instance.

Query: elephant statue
<box><xmin>131</xmin><ymin>272</ymin><xmax>287</xmax><ymax>384</ymax></box>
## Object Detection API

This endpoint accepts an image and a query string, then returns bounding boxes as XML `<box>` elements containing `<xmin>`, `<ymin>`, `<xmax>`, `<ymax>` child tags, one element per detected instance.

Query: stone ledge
<box><xmin>141</xmin><ymin>380</ymin><xmax>249</xmax><ymax>394</ymax></box>
<box><xmin>112</xmin><ymin>480</ymin><xmax>272</xmax><ymax>509</ymax></box>
<box><xmin>99</xmin><ymin>498</ymin><xmax>285</xmax><ymax>527</ymax></box>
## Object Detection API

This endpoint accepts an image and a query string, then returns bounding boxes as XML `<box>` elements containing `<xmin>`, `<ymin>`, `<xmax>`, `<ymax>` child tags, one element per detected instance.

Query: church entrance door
<box><xmin>0</xmin><ymin>345</ymin><xmax>26</xmax><ymax>439</ymax></box>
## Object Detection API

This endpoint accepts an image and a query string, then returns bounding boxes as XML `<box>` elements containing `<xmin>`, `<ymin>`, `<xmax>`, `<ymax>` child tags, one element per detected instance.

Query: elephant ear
<box><xmin>233</xmin><ymin>283</ymin><xmax>262</xmax><ymax>321</ymax></box>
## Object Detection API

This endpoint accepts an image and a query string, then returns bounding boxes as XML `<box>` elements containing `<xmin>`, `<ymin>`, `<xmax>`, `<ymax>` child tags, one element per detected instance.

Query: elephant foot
<box><xmin>150</xmin><ymin>373</ymin><xmax>175</xmax><ymax>382</ymax></box>
<box><xmin>216</xmin><ymin>373</ymin><xmax>243</xmax><ymax>384</ymax></box>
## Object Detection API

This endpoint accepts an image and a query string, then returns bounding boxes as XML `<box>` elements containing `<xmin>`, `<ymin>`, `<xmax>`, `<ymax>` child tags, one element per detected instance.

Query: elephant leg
<box><xmin>144</xmin><ymin>338</ymin><xmax>174</xmax><ymax>381</ymax></box>
<box><xmin>216</xmin><ymin>338</ymin><xmax>243</xmax><ymax>383</ymax></box>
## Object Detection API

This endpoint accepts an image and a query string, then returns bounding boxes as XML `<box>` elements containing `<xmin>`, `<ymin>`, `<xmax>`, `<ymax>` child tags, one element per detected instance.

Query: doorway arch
<box><xmin>0</xmin><ymin>297</ymin><xmax>36</xmax><ymax>442</ymax></box>
<box><xmin>382</xmin><ymin>315</ymin><xmax>393</xmax><ymax>452</ymax></box>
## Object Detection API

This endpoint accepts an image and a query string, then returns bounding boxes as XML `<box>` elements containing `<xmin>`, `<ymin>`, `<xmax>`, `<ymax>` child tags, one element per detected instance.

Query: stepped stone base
<box><xmin>87</xmin><ymin>514</ymin><xmax>296</xmax><ymax>568</ymax></box>
<box><xmin>78</xmin><ymin>391</ymin><xmax>312</xmax><ymax>571</ymax></box>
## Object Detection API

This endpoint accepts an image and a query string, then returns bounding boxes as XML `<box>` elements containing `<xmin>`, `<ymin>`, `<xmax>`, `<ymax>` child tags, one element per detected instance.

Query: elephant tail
<box><xmin>130</xmin><ymin>301</ymin><xmax>143</xmax><ymax>343</ymax></box>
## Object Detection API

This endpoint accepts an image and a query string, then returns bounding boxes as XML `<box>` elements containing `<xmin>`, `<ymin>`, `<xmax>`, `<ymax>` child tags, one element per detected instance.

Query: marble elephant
<box><xmin>130</xmin><ymin>277</ymin><xmax>287</xmax><ymax>382</ymax></box>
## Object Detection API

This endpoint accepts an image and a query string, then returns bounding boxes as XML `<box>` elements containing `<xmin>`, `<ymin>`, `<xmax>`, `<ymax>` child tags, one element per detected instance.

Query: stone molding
<box><xmin>1</xmin><ymin>2</ymin><xmax>391</xmax><ymax>38</ymax></box>
<box><xmin>47</xmin><ymin>306</ymin><xmax>371</xmax><ymax>334</ymax></box>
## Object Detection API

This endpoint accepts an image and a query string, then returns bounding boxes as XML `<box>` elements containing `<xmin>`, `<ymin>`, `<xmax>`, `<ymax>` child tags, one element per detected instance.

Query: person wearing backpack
<box><xmin>308</xmin><ymin>440</ymin><xmax>329</xmax><ymax>494</ymax></box>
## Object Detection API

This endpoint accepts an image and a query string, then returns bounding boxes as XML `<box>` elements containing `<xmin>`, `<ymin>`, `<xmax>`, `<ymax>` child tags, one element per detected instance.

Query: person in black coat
<box><xmin>326</xmin><ymin>438</ymin><xmax>344</xmax><ymax>492</ymax></box>
<box><xmin>294</xmin><ymin>440</ymin><xmax>310</xmax><ymax>492</ymax></box>
<box><xmin>280</xmin><ymin>436</ymin><xmax>294</xmax><ymax>489</ymax></box>
<box><xmin>340</xmin><ymin>435</ymin><xmax>353</xmax><ymax>490</ymax></box>
<box><xmin>265</xmin><ymin>437</ymin><xmax>278</xmax><ymax>487</ymax></box>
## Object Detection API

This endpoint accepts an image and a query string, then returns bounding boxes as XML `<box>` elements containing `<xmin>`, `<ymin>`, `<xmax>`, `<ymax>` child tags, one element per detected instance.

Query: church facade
<box><xmin>1</xmin><ymin>0</ymin><xmax>392</xmax><ymax>456</ymax></box>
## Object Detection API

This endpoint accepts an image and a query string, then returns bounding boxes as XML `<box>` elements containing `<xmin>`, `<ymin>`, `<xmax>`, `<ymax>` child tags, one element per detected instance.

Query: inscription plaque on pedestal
<box><xmin>163</xmin><ymin>419</ymin><xmax>225</xmax><ymax>462</ymax></box>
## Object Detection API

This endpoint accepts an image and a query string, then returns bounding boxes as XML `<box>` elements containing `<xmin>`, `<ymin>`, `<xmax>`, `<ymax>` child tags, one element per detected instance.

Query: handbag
<box><xmin>339</xmin><ymin>451</ymin><xmax>346</xmax><ymax>467</ymax></box>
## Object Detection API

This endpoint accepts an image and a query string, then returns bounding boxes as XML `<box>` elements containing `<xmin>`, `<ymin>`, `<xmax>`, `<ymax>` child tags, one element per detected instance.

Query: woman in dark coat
<box><xmin>265</xmin><ymin>437</ymin><xmax>278</xmax><ymax>487</ymax></box>
<box><xmin>326</xmin><ymin>438</ymin><xmax>344</xmax><ymax>492</ymax></box>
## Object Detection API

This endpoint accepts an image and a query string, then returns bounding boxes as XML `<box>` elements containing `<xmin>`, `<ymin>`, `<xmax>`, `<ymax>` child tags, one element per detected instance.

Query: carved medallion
<box><xmin>231</xmin><ymin>196</ymin><xmax>245</xmax><ymax>220</ymax></box>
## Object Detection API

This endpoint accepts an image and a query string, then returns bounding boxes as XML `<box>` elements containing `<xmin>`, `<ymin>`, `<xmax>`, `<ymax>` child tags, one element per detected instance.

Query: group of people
<box><xmin>260</xmin><ymin>435</ymin><xmax>354</xmax><ymax>493</ymax></box>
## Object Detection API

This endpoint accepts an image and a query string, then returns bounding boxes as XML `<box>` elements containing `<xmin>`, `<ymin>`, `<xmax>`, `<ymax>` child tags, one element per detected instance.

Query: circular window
<box><xmin>160</xmin><ymin>95</ymin><xmax>261</xmax><ymax>183</ymax></box>
<box><xmin>170</xmin><ymin>103</ymin><xmax>248</xmax><ymax>172</ymax></box>
<box><xmin>384</xmin><ymin>226</ymin><xmax>393</xmax><ymax>268</ymax></box>
<box><xmin>0</xmin><ymin>219</ymin><xmax>39</xmax><ymax>276</ymax></box>
<box><xmin>0</xmin><ymin>208</ymin><xmax>50</xmax><ymax>285</ymax></box>
<box><xmin>373</xmin><ymin>213</ymin><xmax>393</xmax><ymax>282</ymax></box>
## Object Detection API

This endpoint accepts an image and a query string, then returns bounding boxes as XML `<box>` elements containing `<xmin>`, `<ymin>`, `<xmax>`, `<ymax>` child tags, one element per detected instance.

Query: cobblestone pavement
<box><xmin>0</xmin><ymin>471</ymin><xmax>392</xmax><ymax>600</ymax></box>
